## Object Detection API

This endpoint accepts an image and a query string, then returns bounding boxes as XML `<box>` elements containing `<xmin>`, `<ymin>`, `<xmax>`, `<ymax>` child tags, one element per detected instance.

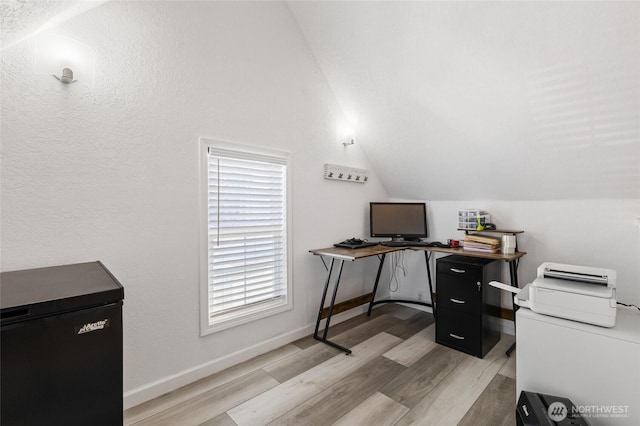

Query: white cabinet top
<box><xmin>517</xmin><ymin>306</ymin><xmax>640</xmax><ymax>344</ymax></box>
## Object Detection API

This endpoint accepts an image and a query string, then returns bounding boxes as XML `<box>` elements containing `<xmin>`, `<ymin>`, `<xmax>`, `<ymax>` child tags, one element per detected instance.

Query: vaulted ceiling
<box><xmin>288</xmin><ymin>1</ymin><xmax>640</xmax><ymax>200</ymax></box>
<box><xmin>0</xmin><ymin>0</ymin><xmax>106</xmax><ymax>49</ymax></box>
<box><xmin>2</xmin><ymin>1</ymin><xmax>639</xmax><ymax>200</ymax></box>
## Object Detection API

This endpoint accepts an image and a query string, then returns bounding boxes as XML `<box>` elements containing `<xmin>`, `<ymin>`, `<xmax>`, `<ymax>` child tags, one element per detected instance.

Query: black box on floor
<box><xmin>516</xmin><ymin>391</ymin><xmax>590</xmax><ymax>426</ymax></box>
<box><xmin>1</xmin><ymin>262</ymin><xmax>124</xmax><ymax>426</ymax></box>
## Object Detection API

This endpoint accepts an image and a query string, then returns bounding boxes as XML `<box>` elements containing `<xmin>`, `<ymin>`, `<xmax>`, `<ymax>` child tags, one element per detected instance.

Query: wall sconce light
<box><xmin>54</xmin><ymin>68</ymin><xmax>75</xmax><ymax>84</ymax></box>
<box><xmin>35</xmin><ymin>34</ymin><xmax>95</xmax><ymax>86</ymax></box>
<box><xmin>337</xmin><ymin>123</ymin><xmax>356</xmax><ymax>147</ymax></box>
<box><xmin>342</xmin><ymin>136</ymin><xmax>356</xmax><ymax>147</ymax></box>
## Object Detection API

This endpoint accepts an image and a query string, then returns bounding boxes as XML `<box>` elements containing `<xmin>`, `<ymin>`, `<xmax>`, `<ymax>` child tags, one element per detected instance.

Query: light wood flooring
<box><xmin>124</xmin><ymin>305</ymin><xmax>517</xmax><ymax>426</ymax></box>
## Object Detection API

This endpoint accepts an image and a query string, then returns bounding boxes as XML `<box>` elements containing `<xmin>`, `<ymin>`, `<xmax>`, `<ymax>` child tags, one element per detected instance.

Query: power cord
<box><xmin>388</xmin><ymin>251</ymin><xmax>407</xmax><ymax>293</ymax></box>
<box><xmin>617</xmin><ymin>301</ymin><xmax>640</xmax><ymax>311</ymax></box>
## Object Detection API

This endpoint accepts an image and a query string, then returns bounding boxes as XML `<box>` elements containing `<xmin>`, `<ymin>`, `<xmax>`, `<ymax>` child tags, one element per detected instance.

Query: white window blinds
<box><xmin>206</xmin><ymin>147</ymin><xmax>288</xmax><ymax>325</ymax></box>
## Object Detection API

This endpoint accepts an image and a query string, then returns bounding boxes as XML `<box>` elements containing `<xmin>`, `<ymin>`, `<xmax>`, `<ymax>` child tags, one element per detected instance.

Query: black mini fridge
<box><xmin>1</xmin><ymin>261</ymin><xmax>124</xmax><ymax>426</ymax></box>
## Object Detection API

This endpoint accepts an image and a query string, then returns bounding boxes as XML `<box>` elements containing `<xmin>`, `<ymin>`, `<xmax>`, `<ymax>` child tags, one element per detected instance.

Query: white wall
<box><xmin>390</xmin><ymin>200</ymin><xmax>640</xmax><ymax>312</ymax></box>
<box><xmin>0</xmin><ymin>1</ymin><xmax>389</xmax><ymax>407</ymax></box>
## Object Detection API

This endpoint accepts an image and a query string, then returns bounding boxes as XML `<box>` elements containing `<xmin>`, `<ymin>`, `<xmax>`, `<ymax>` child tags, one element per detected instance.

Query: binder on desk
<box><xmin>465</xmin><ymin>234</ymin><xmax>502</xmax><ymax>245</ymax></box>
<box><xmin>463</xmin><ymin>234</ymin><xmax>501</xmax><ymax>253</ymax></box>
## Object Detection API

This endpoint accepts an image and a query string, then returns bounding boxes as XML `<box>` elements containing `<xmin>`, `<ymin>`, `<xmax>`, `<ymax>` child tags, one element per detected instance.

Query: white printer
<box><xmin>515</xmin><ymin>262</ymin><xmax>617</xmax><ymax>327</ymax></box>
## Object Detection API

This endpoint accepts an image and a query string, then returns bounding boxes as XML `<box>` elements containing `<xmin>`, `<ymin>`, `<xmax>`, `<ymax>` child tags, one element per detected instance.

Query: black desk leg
<box><xmin>506</xmin><ymin>259</ymin><xmax>519</xmax><ymax>357</ymax></box>
<box><xmin>367</xmin><ymin>254</ymin><xmax>387</xmax><ymax>317</ymax></box>
<box><xmin>509</xmin><ymin>259</ymin><xmax>519</xmax><ymax>288</ymax></box>
<box><xmin>424</xmin><ymin>251</ymin><xmax>436</xmax><ymax>318</ymax></box>
<box><xmin>313</xmin><ymin>258</ymin><xmax>352</xmax><ymax>355</ymax></box>
<box><xmin>368</xmin><ymin>252</ymin><xmax>434</xmax><ymax>314</ymax></box>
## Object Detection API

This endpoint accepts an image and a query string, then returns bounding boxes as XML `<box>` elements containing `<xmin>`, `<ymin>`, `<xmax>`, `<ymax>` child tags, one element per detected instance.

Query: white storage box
<box><xmin>458</xmin><ymin>209</ymin><xmax>490</xmax><ymax>230</ymax></box>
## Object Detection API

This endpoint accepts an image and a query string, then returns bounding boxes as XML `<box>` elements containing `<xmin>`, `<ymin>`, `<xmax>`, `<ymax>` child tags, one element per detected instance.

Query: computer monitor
<box><xmin>370</xmin><ymin>202</ymin><xmax>428</xmax><ymax>241</ymax></box>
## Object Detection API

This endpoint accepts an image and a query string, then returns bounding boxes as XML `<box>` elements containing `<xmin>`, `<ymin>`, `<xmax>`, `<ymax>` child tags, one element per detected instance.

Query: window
<box><xmin>200</xmin><ymin>139</ymin><xmax>292</xmax><ymax>335</ymax></box>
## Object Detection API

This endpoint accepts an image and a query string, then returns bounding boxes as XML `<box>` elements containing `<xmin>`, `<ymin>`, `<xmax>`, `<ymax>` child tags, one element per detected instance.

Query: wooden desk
<box><xmin>309</xmin><ymin>244</ymin><xmax>526</xmax><ymax>354</ymax></box>
<box><xmin>412</xmin><ymin>246</ymin><xmax>526</xmax><ymax>289</ymax></box>
<box><xmin>309</xmin><ymin>244</ymin><xmax>403</xmax><ymax>261</ymax></box>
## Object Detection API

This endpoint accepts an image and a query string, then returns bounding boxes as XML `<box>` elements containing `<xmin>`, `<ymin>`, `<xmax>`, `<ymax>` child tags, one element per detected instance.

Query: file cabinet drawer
<box><xmin>435</xmin><ymin>309</ymin><xmax>480</xmax><ymax>356</ymax></box>
<box><xmin>437</xmin><ymin>260</ymin><xmax>483</xmax><ymax>279</ymax></box>
<box><xmin>437</xmin><ymin>275</ymin><xmax>483</xmax><ymax>315</ymax></box>
<box><xmin>436</xmin><ymin>256</ymin><xmax>494</xmax><ymax>281</ymax></box>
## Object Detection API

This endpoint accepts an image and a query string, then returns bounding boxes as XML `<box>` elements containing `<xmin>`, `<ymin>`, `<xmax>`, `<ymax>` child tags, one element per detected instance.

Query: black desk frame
<box><xmin>313</xmin><ymin>256</ymin><xmax>350</xmax><ymax>354</ymax></box>
<box><xmin>311</xmin><ymin>246</ymin><xmax>524</xmax><ymax>355</ymax></box>
<box><xmin>367</xmin><ymin>251</ymin><xmax>435</xmax><ymax>316</ymax></box>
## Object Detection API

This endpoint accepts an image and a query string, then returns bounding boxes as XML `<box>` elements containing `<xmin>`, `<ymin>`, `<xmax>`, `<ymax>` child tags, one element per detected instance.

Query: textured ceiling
<box><xmin>289</xmin><ymin>1</ymin><xmax>640</xmax><ymax>200</ymax></box>
<box><xmin>0</xmin><ymin>0</ymin><xmax>106</xmax><ymax>49</ymax></box>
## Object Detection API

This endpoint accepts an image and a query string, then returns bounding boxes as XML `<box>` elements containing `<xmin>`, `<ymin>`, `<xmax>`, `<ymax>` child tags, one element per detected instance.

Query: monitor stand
<box><xmin>390</xmin><ymin>237</ymin><xmax>421</xmax><ymax>243</ymax></box>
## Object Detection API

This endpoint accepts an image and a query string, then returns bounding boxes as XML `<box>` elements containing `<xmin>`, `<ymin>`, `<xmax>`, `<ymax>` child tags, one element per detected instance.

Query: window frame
<box><xmin>199</xmin><ymin>138</ymin><xmax>293</xmax><ymax>336</ymax></box>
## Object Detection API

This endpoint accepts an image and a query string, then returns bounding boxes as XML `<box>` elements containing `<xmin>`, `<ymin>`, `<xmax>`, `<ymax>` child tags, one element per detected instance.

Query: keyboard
<box><xmin>380</xmin><ymin>241</ymin><xmax>451</xmax><ymax>248</ymax></box>
<box><xmin>380</xmin><ymin>241</ymin><xmax>418</xmax><ymax>247</ymax></box>
<box><xmin>425</xmin><ymin>241</ymin><xmax>452</xmax><ymax>248</ymax></box>
<box><xmin>334</xmin><ymin>240</ymin><xmax>379</xmax><ymax>249</ymax></box>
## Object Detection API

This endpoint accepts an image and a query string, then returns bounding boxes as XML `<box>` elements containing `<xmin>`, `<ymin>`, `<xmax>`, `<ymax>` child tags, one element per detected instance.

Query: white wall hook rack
<box><xmin>324</xmin><ymin>164</ymin><xmax>369</xmax><ymax>183</ymax></box>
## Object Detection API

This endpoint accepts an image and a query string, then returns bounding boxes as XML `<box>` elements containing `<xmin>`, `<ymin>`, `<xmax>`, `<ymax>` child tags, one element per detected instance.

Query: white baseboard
<box><xmin>500</xmin><ymin>317</ymin><xmax>515</xmax><ymax>335</ymax></box>
<box><xmin>123</xmin><ymin>324</ymin><xmax>313</xmax><ymax>409</ymax></box>
<box><xmin>124</xmin><ymin>304</ymin><xmax>515</xmax><ymax>409</ymax></box>
<box><xmin>397</xmin><ymin>302</ymin><xmax>433</xmax><ymax>314</ymax></box>
<box><xmin>123</xmin><ymin>306</ymin><xmax>368</xmax><ymax>410</ymax></box>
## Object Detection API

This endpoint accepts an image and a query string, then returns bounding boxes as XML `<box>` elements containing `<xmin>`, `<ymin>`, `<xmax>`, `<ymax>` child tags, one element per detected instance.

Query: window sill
<box><xmin>200</xmin><ymin>299</ymin><xmax>292</xmax><ymax>336</ymax></box>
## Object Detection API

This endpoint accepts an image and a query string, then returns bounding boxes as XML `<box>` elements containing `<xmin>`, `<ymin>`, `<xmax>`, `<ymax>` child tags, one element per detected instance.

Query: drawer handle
<box><xmin>449</xmin><ymin>333</ymin><xmax>465</xmax><ymax>340</ymax></box>
<box><xmin>450</xmin><ymin>298</ymin><xmax>466</xmax><ymax>304</ymax></box>
<box><xmin>450</xmin><ymin>268</ymin><xmax>466</xmax><ymax>274</ymax></box>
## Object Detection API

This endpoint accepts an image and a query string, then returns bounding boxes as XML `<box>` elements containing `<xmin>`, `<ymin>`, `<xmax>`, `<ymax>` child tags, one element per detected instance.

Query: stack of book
<box><xmin>463</xmin><ymin>234</ymin><xmax>501</xmax><ymax>253</ymax></box>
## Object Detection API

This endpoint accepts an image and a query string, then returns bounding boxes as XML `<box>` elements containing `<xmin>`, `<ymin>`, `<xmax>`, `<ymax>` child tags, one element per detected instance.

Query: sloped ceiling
<box><xmin>289</xmin><ymin>1</ymin><xmax>640</xmax><ymax>200</ymax></box>
<box><xmin>0</xmin><ymin>0</ymin><xmax>106</xmax><ymax>49</ymax></box>
<box><xmin>2</xmin><ymin>1</ymin><xmax>639</xmax><ymax>200</ymax></box>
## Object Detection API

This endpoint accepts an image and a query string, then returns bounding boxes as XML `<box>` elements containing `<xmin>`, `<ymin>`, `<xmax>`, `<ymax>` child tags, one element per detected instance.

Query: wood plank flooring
<box><xmin>125</xmin><ymin>305</ymin><xmax>516</xmax><ymax>426</ymax></box>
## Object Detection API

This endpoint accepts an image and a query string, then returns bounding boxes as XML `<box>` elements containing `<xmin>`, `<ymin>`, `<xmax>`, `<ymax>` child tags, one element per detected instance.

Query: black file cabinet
<box><xmin>436</xmin><ymin>255</ymin><xmax>501</xmax><ymax>358</ymax></box>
